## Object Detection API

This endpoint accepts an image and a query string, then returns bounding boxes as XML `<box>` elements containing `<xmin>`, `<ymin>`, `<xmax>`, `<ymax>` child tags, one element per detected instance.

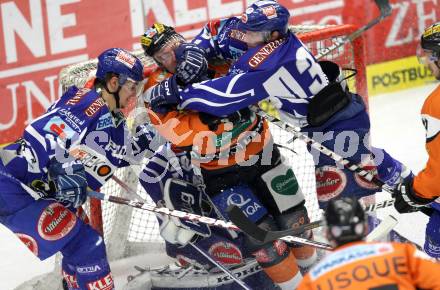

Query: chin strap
<box><xmin>103</xmin><ymin>84</ymin><xmax>122</xmax><ymax>109</ymax></box>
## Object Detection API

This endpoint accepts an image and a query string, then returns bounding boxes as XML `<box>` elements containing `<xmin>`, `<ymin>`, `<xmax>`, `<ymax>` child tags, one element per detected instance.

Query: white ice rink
<box><xmin>0</xmin><ymin>83</ymin><xmax>437</xmax><ymax>290</ymax></box>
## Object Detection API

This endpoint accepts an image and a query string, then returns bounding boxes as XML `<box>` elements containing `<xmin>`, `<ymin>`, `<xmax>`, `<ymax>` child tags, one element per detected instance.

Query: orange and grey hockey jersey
<box><xmin>414</xmin><ymin>84</ymin><xmax>440</xmax><ymax>199</ymax></box>
<box><xmin>298</xmin><ymin>241</ymin><xmax>440</xmax><ymax>290</ymax></box>
<box><xmin>144</xmin><ymin>68</ymin><xmax>272</xmax><ymax>171</ymax></box>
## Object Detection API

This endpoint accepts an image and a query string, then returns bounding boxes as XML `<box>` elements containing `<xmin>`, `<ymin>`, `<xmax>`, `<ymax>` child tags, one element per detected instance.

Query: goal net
<box><xmin>16</xmin><ymin>24</ymin><xmax>366</xmax><ymax>290</ymax></box>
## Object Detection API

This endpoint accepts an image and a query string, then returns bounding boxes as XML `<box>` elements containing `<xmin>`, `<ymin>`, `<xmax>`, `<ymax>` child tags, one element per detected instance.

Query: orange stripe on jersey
<box><xmin>414</xmin><ymin>84</ymin><xmax>440</xmax><ymax>199</ymax></box>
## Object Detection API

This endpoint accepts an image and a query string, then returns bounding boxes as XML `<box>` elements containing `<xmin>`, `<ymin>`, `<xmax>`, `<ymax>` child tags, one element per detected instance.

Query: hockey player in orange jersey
<box><xmin>140</xmin><ymin>22</ymin><xmax>316</xmax><ymax>289</ymax></box>
<box><xmin>392</xmin><ymin>22</ymin><xmax>440</xmax><ymax>258</ymax></box>
<box><xmin>298</xmin><ymin>197</ymin><xmax>440</xmax><ymax>290</ymax></box>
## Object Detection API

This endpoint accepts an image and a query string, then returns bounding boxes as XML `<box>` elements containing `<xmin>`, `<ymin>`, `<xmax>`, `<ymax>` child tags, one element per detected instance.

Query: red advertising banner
<box><xmin>0</xmin><ymin>0</ymin><xmax>439</xmax><ymax>144</ymax></box>
<box><xmin>343</xmin><ymin>0</ymin><xmax>439</xmax><ymax>64</ymax></box>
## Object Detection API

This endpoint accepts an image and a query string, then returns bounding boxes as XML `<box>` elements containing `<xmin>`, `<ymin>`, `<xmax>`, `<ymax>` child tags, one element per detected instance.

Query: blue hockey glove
<box><xmin>393</xmin><ymin>178</ymin><xmax>434</xmax><ymax>214</ymax></box>
<box><xmin>175</xmin><ymin>43</ymin><xmax>208</xmax><ymax>84</ymax></box>
<box><xmin>132</xmin><ymin>123</ymin><xmax>155</xmax><ymax>151</ymax></box>
<box><xmin>130</xmin><ymin>123</ymin><xmax>161</xmax><ymax>160</ymax></box>
<box><xmin>48</xmin><ymin>157</ymin><xmax>88</xmax><ymax>208</ymax></box>
<box><xmin>147</xmin><ymin>75</ymin><xmax>180</xmax><ymax>114</ymax></box>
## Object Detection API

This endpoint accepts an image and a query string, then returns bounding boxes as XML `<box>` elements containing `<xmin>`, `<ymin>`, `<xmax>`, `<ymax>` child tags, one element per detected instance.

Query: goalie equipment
<box><xmin>160</xmin><ymin>179</ymin><xmax>211</xmax><ymax>245</ymax></box>
<box><xmin>125</xmin><ymin>259</ymin><xmax>277</xmax><ymax>290</ymax></box>
<box><xmin>326</xmin><ymin>197</ymin><xmax>367</xmax><ymax>247</ymax></box>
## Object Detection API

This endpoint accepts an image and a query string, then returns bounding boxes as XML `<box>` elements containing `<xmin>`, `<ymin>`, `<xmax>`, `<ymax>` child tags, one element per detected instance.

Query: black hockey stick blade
<box><xmin>227</xmin><ymin>205</ymin><xmax>323</xmax><ymax>244</ymax></box>
<box><xmin>375</xmin><ymin>0</ymin><xmax>392</xmax><ymax>18</ymax></box>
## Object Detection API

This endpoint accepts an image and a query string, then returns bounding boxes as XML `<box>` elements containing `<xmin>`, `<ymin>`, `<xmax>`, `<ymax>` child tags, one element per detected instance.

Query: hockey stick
<box><xmin>365</xmin><ymin>215</ymin><xmax>398</xmax><ymax>242</ymax></box>
<box><xmin>228</xmin><ymin>205</ymin><xmax>398</xmax><ymax>247</ymax></box>
<box><xmin>189</xmin><ymin>243</ymin><xmax>252</xmax><ymax>290</ymax></box>
<box><xmin>87</xmin><ymin>190</ymin><xmax>240</xmax><ymax>231</ymax></box>
<box><xmin>252</xmin><ymin>106</ymin><xmax>392</xmax><ymax>194</ymax></box>
<box><xmin>87</xmin><ymin>190</ymin><xmax>329</xmax><ymax>249</ymax></box>
<box><xmin>228</xmin><ymin>201</ymin><xmax>397</xmax><ymax>245</ymax></box>
<box><xmin>227</xmin><ymin>205</ymin><xmax>332</xmax><ymax>250</ymax></box>
<box><xmin>315</xmin><ymin>0</ymin><xmax>392</xmax><ymax>59</ymax></box>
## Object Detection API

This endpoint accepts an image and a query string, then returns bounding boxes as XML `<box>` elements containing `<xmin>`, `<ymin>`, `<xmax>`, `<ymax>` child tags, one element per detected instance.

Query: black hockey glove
<box><xmin>393</xmin><ymin>178</ymin><xmax>434</xmax><ymax>213</ymax></box>
<box><xmin>48</xmin><ymin>157</ymin><xmax>88</xmax><ymax>208</ymax></box>
<box><xmin>175</xmin><ymin>43</ymin><xmax>208</xmax><ymax>85</ymax></box>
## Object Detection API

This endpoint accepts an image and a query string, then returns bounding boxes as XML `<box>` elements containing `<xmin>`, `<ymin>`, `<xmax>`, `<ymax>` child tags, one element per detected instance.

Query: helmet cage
<box><xmin>421</xmin><ymin>22</ymin><xmax>440</xmax><ymax>56</ymax></box>
<box><xmin>141</xmin><ymin>24</ymin><xmax>185</xmax><ymax>57</ymax></box>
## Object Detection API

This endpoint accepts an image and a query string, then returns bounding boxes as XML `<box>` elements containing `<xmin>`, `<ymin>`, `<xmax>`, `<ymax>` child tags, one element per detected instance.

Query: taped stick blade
<box><xmin>366</xmin><ymin>215</ymin><xmax>398</xmax><ymax>242</ymax></box>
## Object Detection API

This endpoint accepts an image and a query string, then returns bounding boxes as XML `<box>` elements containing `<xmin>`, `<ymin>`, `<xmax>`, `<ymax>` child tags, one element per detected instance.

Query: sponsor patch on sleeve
<box><xmin>43</xmin><ymin>116</ymin><xmax>77</xmax><ymax>140</ymax></box>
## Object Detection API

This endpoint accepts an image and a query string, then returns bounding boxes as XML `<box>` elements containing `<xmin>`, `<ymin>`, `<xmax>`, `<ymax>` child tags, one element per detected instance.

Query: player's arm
<box><xmin>413</xmin><ymin>87</ymin><xmax>440</xmax><ymax>199</ymax></box>
<box><xmin>394</xmin><ymin>87</ymin><xmax>440</xmax><ymax>213</ymax></box>
<box><xmin>147</xmin><ymin>67</ymin><xmax>283</xmax><ymax>117</ymax></box>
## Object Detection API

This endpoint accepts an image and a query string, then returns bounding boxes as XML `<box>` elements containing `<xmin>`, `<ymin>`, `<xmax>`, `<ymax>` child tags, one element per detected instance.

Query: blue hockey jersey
<box><xmin>178</xmin><ymin>32</ymin><xmax>328</xmax><ymax>127</ymax></box>
<box><xmin>1</xmin><ymin>86</ymin><xmax>151</xmax><ymax>196</ymax></box>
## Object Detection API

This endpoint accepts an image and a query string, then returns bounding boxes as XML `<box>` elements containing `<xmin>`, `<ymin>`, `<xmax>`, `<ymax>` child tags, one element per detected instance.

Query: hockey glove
<box><xmin>48</xmin><ymin>157</ymin><xmax>88</xmax><ymax>208</ymax></box>
<box><xmin>175</xmin><ymin>43</ymin><xmax>208</xmax><ymax>85</ymax></box>
<box><xmin>130</xmin><ymin>123</ymin><xmax>158</xmax><ymax>160</ymax></box>
<box><xmin>159</xmin><ymin>179</ymin><xmax>211</xmax><ymax>246</ymax></box>
<box><xmin>146</xmin><ymin>75</ymin><xmax>180</xmax><ymax>114</ymax></box>
<box><xmin>393</xmin><ymin>178</ymin><xmax>434</xmax><ymax>214</ymax></box>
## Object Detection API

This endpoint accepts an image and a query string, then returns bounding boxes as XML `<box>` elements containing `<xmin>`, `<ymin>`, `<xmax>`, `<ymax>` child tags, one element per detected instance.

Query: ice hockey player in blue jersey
<box><xmin>0</xmin><ymin>48</ymin><xmax>154</xmax><ymax>290</ymax></box>
<box><xmin>147</xmin><ymin>0</ymin><xmax>412</xmax><ymax>208</ymax></box>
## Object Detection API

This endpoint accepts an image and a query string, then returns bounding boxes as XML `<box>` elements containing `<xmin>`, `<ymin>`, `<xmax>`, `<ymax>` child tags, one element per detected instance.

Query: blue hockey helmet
<box><xmin>96</xmin><ymin>48</ymin><xmax>143</xmax><ymax>83</ymax></box>
<box><xmin>96</xmin><ymin>48</ymin><xmax>144</xmax><ymax>108</ymax></box>
<box><xmin>238</xmin><ymin>1</ymin><xmax>290</xmax><ymax>36</ymax></box>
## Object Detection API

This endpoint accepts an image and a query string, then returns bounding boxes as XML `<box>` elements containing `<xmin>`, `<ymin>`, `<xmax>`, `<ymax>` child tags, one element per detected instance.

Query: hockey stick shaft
<box><xmin>88</xmin><ymin>190</ymin><xmax>328</xmax><ymax>249</ymax></box>
<box><xmin>87</xmin><ymin>190</ymin><xmax>240</xmax><ymax>231</ymax></box>
<box><xmin>314</xmin><ymin>0</ymin><xmax>392</xmax><ymax>59</ymax></box>
<box><xmin>189</xmin><ymin>243</ymin><xmax>252</xmax><ymax>290</ymax></box>
<box><xmin>228</xmin><ymin>204</ymin><xmax>399</xmax><ymax>248</ymax></box>
<box><xmin>252</xmin><ymin>106</ymin><xmax>391</xmax><ymax>193</ymax></box>
<box><xmin>227</xmin><ymin>205</ymin><xmax>332</xmax><ymax>250</ymax></box>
